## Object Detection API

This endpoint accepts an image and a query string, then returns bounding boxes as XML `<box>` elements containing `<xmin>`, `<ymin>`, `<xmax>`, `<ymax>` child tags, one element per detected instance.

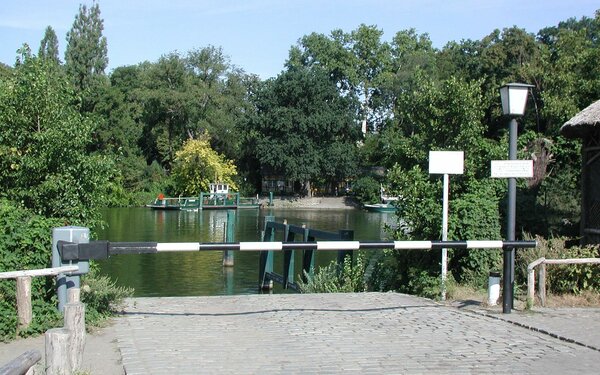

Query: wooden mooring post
<box><xmin>44</xmin><ymin>287</ymin><xmax>85</xmax><ymax>375</ymax></box>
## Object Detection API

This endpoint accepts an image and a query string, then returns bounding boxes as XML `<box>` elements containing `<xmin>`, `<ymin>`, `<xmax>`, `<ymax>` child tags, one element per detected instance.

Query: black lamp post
<box><xmin>499</xmin><ymin>83</ymin><xmax>534</xmax><ymax>313</ymax></box>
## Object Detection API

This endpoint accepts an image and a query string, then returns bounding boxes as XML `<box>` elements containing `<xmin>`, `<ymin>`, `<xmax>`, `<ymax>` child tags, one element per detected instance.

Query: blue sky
<box><xmin>1</xmin><ymin>1</ymin><xmax>598</xmax><ymax>79</ymax></box>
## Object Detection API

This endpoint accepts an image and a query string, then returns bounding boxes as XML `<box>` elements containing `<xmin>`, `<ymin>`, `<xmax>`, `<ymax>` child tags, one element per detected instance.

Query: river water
<box><xmin>96</xmin><ymin>207</ymin><xmax>396</xmax><ymax>296</ymax></box>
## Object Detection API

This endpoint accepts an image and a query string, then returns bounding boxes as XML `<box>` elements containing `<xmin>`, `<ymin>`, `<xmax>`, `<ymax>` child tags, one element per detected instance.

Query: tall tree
<box><xmin>0</xmin><ymin>49</ymin><xmax>115</xmax><ymax>224</ymax></box>
<box><xmin>287</xmin><ymin>24</ymin><xmax>391</xmax><ymax>132</ymax></box>
<box><xmin>64</xmin><ymin>1</ymin><xmax>108</xmax><ymax>110</ymax></box>
<box><xmin>246</xmin><ymin>67</ymin><xmax>359</xmax><ymax>196</ymax></box>
<box><xmin>135</xmin><ymin>48</ymin><xmax>251</xmax><ymax>170</ymax></box>
<box><xmin>38</xmin><ymin>26</ymin><xmax>60</xmax><ymax>65</ymax></box>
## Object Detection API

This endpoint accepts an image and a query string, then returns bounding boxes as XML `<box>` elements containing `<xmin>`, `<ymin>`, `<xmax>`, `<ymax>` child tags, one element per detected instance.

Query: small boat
<box><xmin>363</xmin><ymin>202</ymin><xmax>396</xmax><ymax>213</ymax></box>
<box><xmin>146</xmin><ymin>194</ymin><xmax>183</xmax><ymax>210</ymax></box>
<box><xmin>364</xmin><ymin>185</ymin><xmax>399</xmax><ymax>212</ymax></box>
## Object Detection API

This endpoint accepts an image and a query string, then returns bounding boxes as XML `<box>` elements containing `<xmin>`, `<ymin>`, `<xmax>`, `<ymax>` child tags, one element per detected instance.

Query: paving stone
<box><xmin>113</xmin><ymin>293</ymin><xmax>600</xmax><ymax>374</ymax></box>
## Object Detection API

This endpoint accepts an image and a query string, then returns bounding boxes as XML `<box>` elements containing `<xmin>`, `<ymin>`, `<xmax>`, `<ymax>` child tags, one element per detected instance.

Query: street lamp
<box><xmin>499</xmin><ymin>82</ymin><xmax>534</xmax><ymax>313</ymax></box>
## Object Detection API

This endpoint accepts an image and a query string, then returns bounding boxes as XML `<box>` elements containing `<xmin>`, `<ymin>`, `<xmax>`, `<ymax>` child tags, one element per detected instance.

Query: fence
<box><xmin>0</xmin><ymin>283</ymin><xmax>85</xmax><ymax>375</ymax></box>
<box><xmin>0</xmin><ymin>266</ymin><xmax>79</xmax><ymax>332</ymax></box>
<box><xmin>527</xmin><ymin>257</ymin><xmax>600</xmax><ymax>307</ymax></box>
<box><xmin>259</xmin><ymin>216</ymin><xmax>354</xmax><ymax>290</ymax></box>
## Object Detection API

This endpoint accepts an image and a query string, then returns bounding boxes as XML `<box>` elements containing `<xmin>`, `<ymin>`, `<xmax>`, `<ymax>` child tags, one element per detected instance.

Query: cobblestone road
<box><xmin>115</xmin><ymin>293</ymin><xmax>600</xmax><ymax>374</ymax></box>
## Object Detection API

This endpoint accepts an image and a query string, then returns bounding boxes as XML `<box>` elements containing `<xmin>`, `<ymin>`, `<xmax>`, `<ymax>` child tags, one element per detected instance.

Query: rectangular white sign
<box><xmin>491</xmin><ymin>160</ymin><xmax>533</xmax><ymax>178</ymax></box>
<box><xmin>429</xmin><ymin>151</ymin><xmax>464</xmax><ymax>175</ymax></box>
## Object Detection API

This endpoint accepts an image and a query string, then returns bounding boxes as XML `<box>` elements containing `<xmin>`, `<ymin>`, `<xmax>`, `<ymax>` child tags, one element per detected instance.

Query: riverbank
<box><xmin>261</xmin><ymin>196</ymin><xmax>360</xmax><ymax>209</ymax></box>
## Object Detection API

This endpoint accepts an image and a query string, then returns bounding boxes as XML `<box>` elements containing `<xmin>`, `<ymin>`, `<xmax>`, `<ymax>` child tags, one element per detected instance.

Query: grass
<box><xmin>444</xmin><ymin>282</ymin><xmax>600</xmax><ymax>309</ymax></box>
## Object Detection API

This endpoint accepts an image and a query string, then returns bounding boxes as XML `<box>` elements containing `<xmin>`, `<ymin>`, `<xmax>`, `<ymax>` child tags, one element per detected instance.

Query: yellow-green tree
<box><xmin>172</xmin><ymin>135</ymin><xmax>238</xmax><ymax>195</ymax></box>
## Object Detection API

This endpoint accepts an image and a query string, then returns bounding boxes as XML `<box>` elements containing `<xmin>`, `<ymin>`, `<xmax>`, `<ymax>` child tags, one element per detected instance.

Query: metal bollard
<box><xmin>488</xmin><ymin>271</ymin><xmax>501</xmax><ymax>306</ymax></box>
<box><xmin>52</xmin><ymin>227</ymin><xmax>90</xmax><ymax>312</ymax></box>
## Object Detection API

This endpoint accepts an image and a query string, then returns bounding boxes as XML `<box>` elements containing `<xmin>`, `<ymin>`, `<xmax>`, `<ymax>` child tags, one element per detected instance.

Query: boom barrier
<box><xmin>53</xmin><ymin>220</ymin><xmax>537</xmax><ymax>314</ymax></box>
<box><xmin>58</xmin><ymin>239</ymin><xmax>536</xmax><ymax>260</ymax></box>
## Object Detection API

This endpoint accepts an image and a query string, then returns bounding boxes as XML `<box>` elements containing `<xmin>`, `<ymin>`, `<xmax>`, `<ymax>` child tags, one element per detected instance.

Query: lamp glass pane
<box><xmin>508</xmin><ymin>88</ymin><xmax>529</xmax><ymax>115</ymax></box>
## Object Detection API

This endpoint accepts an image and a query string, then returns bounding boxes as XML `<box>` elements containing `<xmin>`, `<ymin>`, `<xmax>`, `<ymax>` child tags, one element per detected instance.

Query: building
<box><xmin>560</xmin><ymin>99</ymin><xmax>600</xmax><ymax>244</ymax></box>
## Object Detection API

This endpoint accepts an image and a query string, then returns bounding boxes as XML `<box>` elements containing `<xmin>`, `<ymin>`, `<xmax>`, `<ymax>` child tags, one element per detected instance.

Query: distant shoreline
<box><xmin>260</xmin><ymin>196</ymin><xmax>360</xmax><ymax>210</ymax></box>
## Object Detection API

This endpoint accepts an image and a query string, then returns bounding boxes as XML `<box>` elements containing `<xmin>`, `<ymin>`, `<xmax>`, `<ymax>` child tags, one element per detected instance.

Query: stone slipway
<box><xmin>114</xmin><ymin>293</ymin><xmax>600</xmax><ymax>374</ymax></box>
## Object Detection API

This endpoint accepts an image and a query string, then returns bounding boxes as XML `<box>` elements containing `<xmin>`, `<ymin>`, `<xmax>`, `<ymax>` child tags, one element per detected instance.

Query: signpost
<box><xmin>429</xmin><ymin>151</ymin><xmax>464</xmax><ymax>301</ymax></box>
<box><xmin>491</xmin><ymin>158</ymin><xmax>533</xmax><ymax>312</ymax></box>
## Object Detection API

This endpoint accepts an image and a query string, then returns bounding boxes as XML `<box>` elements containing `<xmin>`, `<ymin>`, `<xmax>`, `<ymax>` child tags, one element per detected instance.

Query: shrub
<box><xmin>0</xmin><ymin>199</ymin><xmax>61</xmax><ymax>341</ymax></box>
<box><xmin>517</xmin><ymin>235</ymin><xmax>600</xmax><ymax>294</ymax></box>
<box><xmin>298</xmin><ymin>252</ymin><xmax>367</xmax><ymax>293</ymax></box>
<box><xmin>81</xmin><ymin>266</ymin><xmax>133</xmax><ymax>326</ymax></box>
<box><xmin>352</xmin><ymin>176</ymin><xmax>381</xmax><ymax>205</ymax></box>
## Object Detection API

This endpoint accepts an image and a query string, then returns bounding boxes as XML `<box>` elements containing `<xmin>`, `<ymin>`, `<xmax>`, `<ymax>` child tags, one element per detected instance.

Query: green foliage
<box><xmin>448</xmin><ymin>182</ymin><xmax>503</xmax><ymax>287</ymax></box>
<box><xmin>134</xmin><ymin>48</ymin><xmax>252</xmax><ymax>172</ymax></box>
<box><xmin>352</xmin><ymin>176</ymin><xmax>381</xmax><ymax>205</ymax></box>
<box><xmin>0</xmin><ymin>53</ymin><xmax>115</xmax><ymax>225</ymax></box>
<box><xmin>518</xmin><ymin>236</ymin><xmax>600</xmax><ymax>295</ymax></box>
<box><xmin>171</xmin><ymin>135</ymin><xmax>238</xmax><ymax>195</ymax></box>
<box><xmin>65</xmin><ymin>2</ymin><xmax>108</xmax><ymax>99</ymax></box>
<box><xmin>81</xmin><ymin>266</ymin><xmax>133</xmax><ymax>325</ymax></box>
<box><xmin>298</xmin><ymin>253</ymin><xmax>367</xmax><ymax>293</ymax></box>
<box><xmin>0</xmin><ymin>199</ymin><xmax>62</xmax><ymax>341</ymax></box>
<box><xmin>245</xmin><ymin>66</ymin><xmax>359</xmax><ymax>194</ymax></box>
<box><xmin>38</xmin><ymin>26</ymin><xmax>60</xmax><ymax>65</ymax></box>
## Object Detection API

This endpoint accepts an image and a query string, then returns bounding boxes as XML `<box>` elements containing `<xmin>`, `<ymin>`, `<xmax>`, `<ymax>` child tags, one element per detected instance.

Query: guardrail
<box><xmin>0</xmin><ymin>288</ymin><xmax>84</xmax><ymax>375</ymax></box>
<box><xmin>527</xmin><ymin>257</ymin><xmax>600</xmax><ymax>308</ymax></box>
<box><xmin>0</xmin><ymin>266</ymin><xmax>79</xmax><ymax>332</ymax></box>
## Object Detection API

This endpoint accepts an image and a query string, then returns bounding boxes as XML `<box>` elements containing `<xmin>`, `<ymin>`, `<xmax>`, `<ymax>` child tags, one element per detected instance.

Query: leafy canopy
<box><xmin>171</xmin><ymin>134</ymin><xmax>238</xmax><ymax>195</ymax></box>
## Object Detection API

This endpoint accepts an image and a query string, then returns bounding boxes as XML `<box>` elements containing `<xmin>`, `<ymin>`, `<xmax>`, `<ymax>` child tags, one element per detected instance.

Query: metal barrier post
<box><xmin>302</xmin><ymin>226</ymin><xmax>315</xmax><ymax>281</ymax></box>
<box><xmin>259</xmin><ymin>216</ymin><xmax>275</xmax><ymax>289</ymax></box>
<box><xmin>52</xmin><ymin>226</ymin><xmax>89</xmax><ymax>312</ymax></box>
<box><xmin>282</xmin><ymin>222</ymin><xmax>295</xmax><ymax>288</ymax></box>
<box><xmin>223</xmin><ymin>210</ymin><xmax>235</xmax><ymax>267</ymax></box>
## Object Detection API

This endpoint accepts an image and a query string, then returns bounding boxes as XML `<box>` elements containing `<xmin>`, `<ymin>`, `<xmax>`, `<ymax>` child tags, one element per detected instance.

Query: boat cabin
<box><xmin>209</xmin><ymin>183</ymin><xmax>230</xmax><ymax>196</ymax></box>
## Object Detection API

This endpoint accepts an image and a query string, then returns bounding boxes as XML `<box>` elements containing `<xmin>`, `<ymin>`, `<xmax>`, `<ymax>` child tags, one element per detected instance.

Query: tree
<box><xmin>64</xmin><ymin>1</ymin><xmax>108</xmax><ymax>111</ymax></box>
<box><xmin>376</xmin><ymin>75</ymin><xmax>505</xmax><ymax>290</ymax></box>
<box><xmin>134</xmin><ymin>48</ymin><xmax>252</xmax><ymax>171</ymax></box>
<box><xmin>0</xmin><ymin>49</ymin><xmax>115</xmax><ymax>224</ymax></box>
<box><xmin>38</xmin><ymin>26</ymin><xmax>60</xmax><ymax>65</ymax></box>
<box><xmin>245</xmin><ymin>67</ymin><xmax>359</xmax><ymax>195</ymax></box>
<box><xmin>287</xmin><ymin>24</ymin><xmax>392</xmax><ymax>132</ymax></box>
<box><xmin>171</xmin><ymin>135</ymin><xmax>238</xmax><ymax>195</ymax></box>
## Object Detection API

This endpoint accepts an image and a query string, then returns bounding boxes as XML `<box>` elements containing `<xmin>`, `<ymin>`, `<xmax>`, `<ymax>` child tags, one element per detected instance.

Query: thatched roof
<box><xmin>560</xmin><ymin>99</ymin><xmax>600</xmax><ymax>138</ymax></box>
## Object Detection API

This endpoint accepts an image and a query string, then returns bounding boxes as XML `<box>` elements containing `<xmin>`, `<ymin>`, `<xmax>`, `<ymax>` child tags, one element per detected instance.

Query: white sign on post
<box><xmin>491</xmin><ymin>160</ymin><xmax>533</xmax><ymax>178</ymax></box>
<box><xmin>429</xmin><ymin>151</ymin><xmax>464</xmax><ymax>175</ymax></box>
<box><xmin>428</xmin><ymin>150</ymin><xmax>464</xmax><ymax>301</ymax></box>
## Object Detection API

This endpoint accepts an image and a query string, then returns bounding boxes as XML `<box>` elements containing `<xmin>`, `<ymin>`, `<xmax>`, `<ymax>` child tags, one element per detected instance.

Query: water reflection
<box><xmin>96</xmin><ymin>207</ymin><xmax>394</xmax><ymax>296</ymax></box>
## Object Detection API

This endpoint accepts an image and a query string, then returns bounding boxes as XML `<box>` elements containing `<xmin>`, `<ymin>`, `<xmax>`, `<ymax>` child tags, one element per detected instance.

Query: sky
<box><xmin>1</xmin><ymin>1</ymin><xmax>598</xmax><ymax>79</ymax></box>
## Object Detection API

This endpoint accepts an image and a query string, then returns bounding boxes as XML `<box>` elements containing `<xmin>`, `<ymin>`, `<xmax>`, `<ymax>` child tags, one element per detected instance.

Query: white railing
<box><xmin>527</xmin><ymin>257</ymin><xmax>600</xmax><ymax>307</ymax></box>
<box><xmin>0</xmin><ymin>266</ymin><xmax>79</xmax><ymax>331</ymax></box>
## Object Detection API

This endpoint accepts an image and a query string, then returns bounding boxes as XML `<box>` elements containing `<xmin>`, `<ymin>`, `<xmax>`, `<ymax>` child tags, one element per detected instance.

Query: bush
<box><xmin>298</xmin><ymin>252</ymin><xmax>367</xmax><ymax>293</ymax></box>
<box><xmin>81</xmin><ymin>266</ymin><xmax>133</xmax><ymax>326</ymax></box>
<box><xmin>0</xmin><ymin>199</ymin><xmax>62</xmax><ymax>341</ymax></box>
<box><xmin>0</xmin><ymin>199</ymin><xmax>133</xmax><ymax>340</ymax></box>
<box><xmin>352</xmin><ymin>176</ymin><xmax>381</xmax><ymax>205</ymax></box>
<box><xmin>517</xmin><ymin>236</ymin><xmax>600</xmax><ymax>295</ymax></box>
